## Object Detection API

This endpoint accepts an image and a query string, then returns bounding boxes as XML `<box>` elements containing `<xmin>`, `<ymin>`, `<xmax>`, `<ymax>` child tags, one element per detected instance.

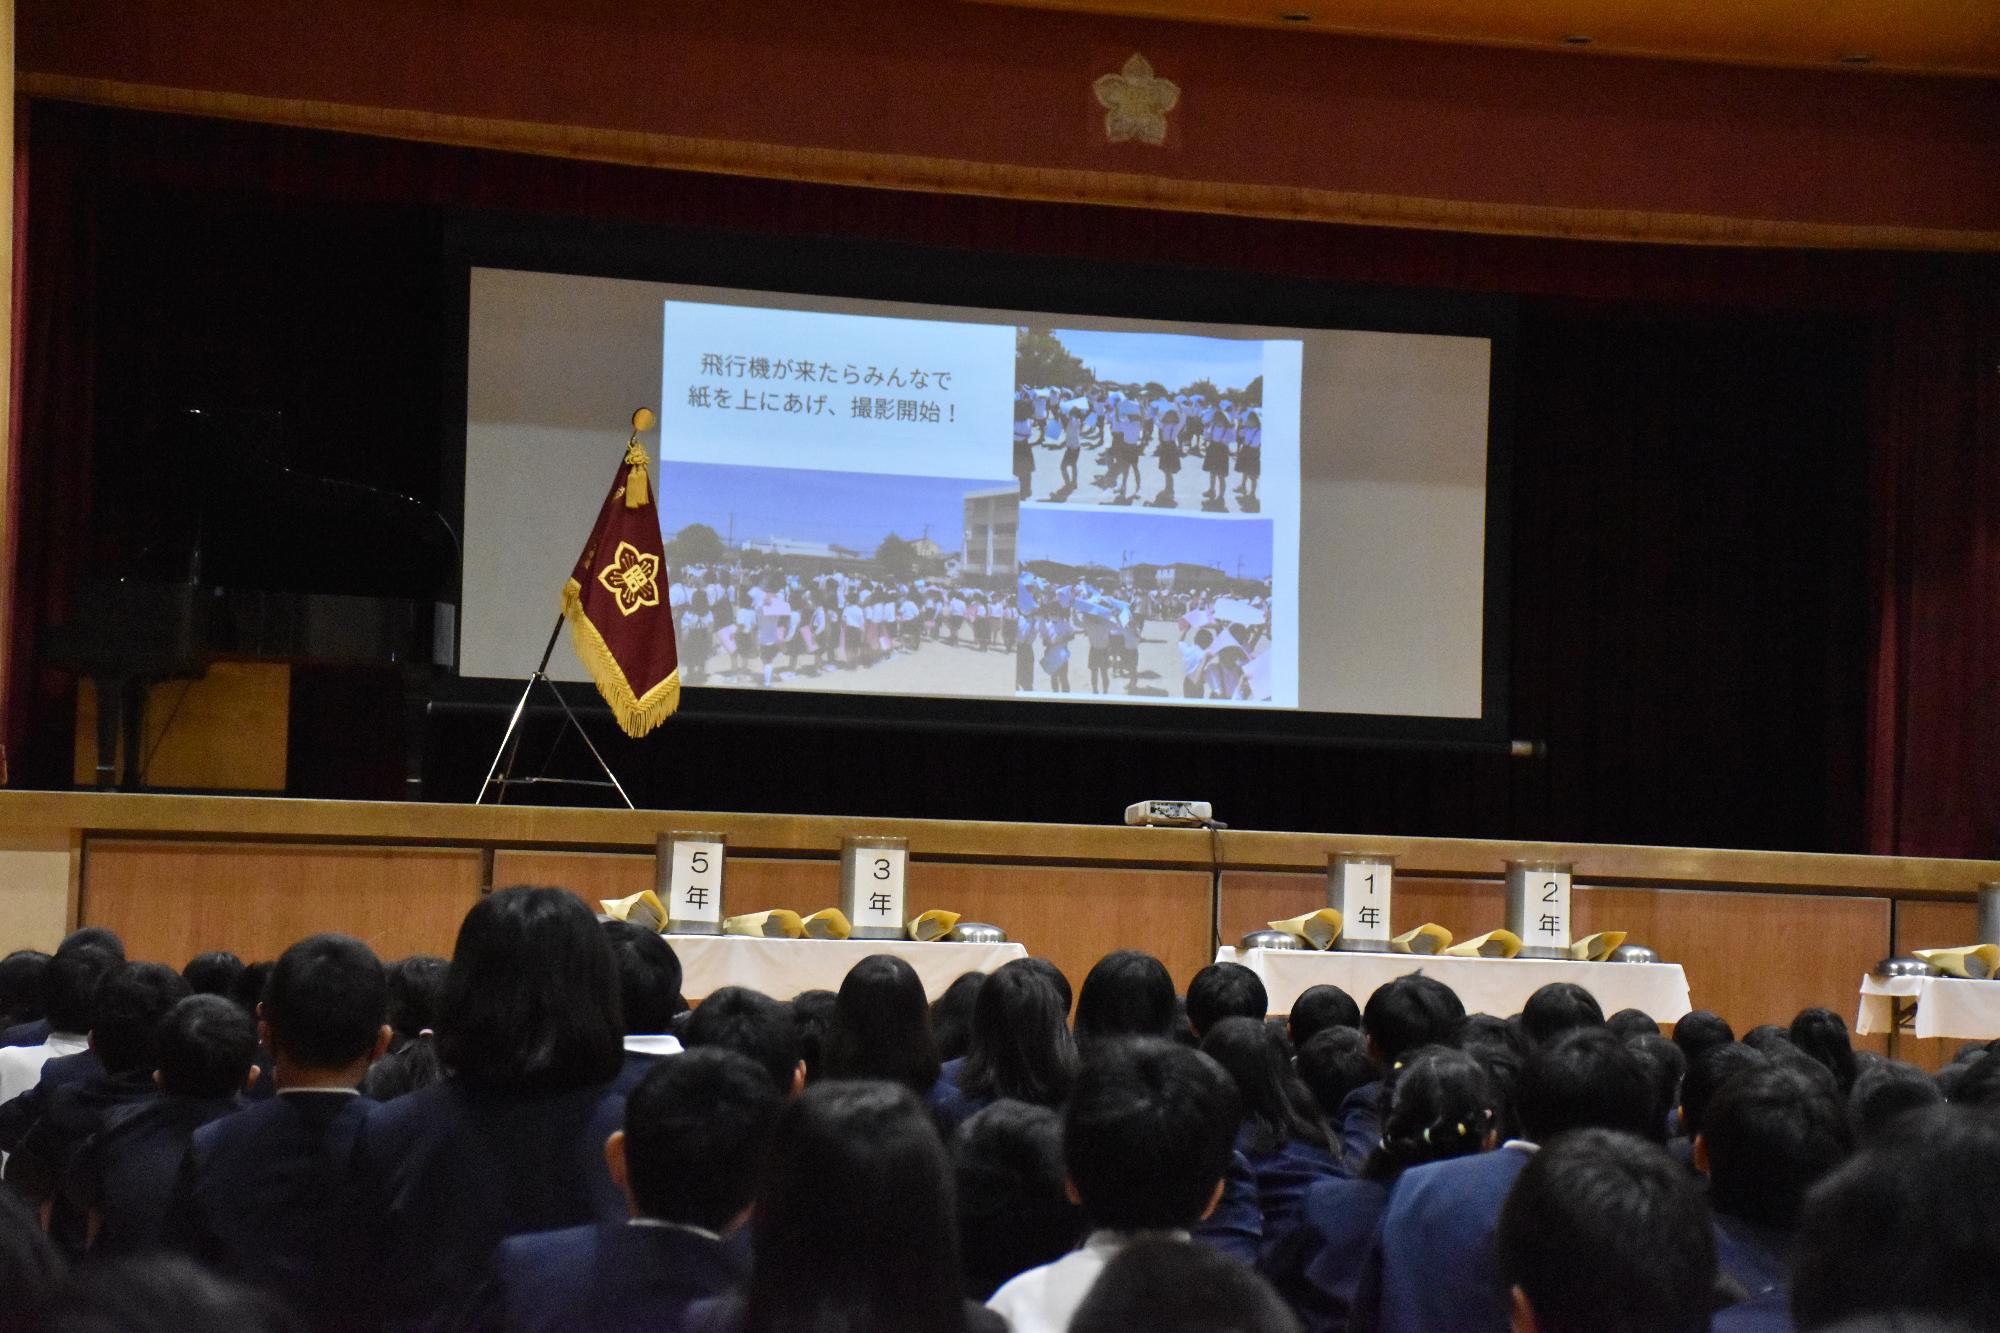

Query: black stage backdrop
<box><xmin>20</xmin><ymin>98</ymin><xmax>1987</xmax><ymax>855</ymax></box>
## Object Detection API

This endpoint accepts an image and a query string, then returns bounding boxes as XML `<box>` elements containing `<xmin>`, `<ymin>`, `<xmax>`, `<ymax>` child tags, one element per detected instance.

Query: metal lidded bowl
<box><xmin>1240</xmin><ymin>929</ymin><xmax>1304</xmax><ymax>951</ymax></box>
<box><xmin>1608</xmin><ymin>943</ymin><xmax>1661</xmax><ymax>964</ymax></box>
<box><xmin>944</xmin><ymin>922</ymin><xmax>1008</xmax><ymax>945</ymax></box>
<box><xmin>1873</xmin><ymin>955</ymin><xmax>1941</xmax><ymax>980</ymax></box>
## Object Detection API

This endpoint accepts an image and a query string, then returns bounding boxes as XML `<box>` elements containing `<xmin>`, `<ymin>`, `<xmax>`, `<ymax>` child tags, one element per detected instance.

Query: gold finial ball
<box><xmin>631</xmin><ymin>407</ymin><xmax>658</xmax><ymax>433</ymax></box>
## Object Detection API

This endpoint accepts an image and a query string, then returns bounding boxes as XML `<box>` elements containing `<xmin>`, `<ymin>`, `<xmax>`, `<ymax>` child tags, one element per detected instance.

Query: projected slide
<box><xmin>657</xmin><ymin>300</ymin><xmax>1302</xmax><ymax>706</ymax></box>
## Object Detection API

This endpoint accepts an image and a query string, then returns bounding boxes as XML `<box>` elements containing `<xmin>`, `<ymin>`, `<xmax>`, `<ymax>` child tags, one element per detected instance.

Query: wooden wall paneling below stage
<box><xmin>496</xmin><ymin>850</ymin><xmax>1214</xmax><ymax>1000</ymax></box>
<box><xmin>1218</xmin><ymin>872</ymin><xmax>1892</xmax><ymax>1051</ymax></box>
<box><xmin>80</xmin><ymin>839</ymin><xmax>483</xmax><ymax>969</ymax></box>
<box><xmin>1891</xmin><ymin>898</ymin><xmax>1983</xmax><ymax>1070</ymax></box>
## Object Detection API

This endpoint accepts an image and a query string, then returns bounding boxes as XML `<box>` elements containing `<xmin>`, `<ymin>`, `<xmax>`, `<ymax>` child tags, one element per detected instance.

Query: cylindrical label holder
<box><xmin>841</xmin><ymin>836</ymin><xmax>910</xmax><ymax>940</ymax></box>
<box><xmin>1328</xmin><ymin>853</ymin><xmax>1397</xmax><ymax>952</ymax></box>
<box><xmin>1505</xmin><ymin>859</ymin><xmax>1574</xmax><ymax>960</ymax></box>
<box><xmin>657</xmin><ymin>831</ymin><xmax>727</xmax><ymax>934</ymax></box>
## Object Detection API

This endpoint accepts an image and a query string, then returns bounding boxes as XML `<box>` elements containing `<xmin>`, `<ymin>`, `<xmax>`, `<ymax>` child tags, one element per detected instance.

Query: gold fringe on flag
<box><xmin>561</xmin><ymin>577</ymin><xmax>681</xmax><ymax>738</ymax></box>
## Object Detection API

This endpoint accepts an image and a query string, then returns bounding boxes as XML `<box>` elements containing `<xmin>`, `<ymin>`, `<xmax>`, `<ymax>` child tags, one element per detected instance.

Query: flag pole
<box><xmin>475</xmin><ymin>613</ymin><xmax>565</xmax><ymax>804</ymax></box>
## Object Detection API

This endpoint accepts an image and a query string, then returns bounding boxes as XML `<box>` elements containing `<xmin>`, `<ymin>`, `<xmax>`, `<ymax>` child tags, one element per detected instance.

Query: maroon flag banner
<box><xmin>560</xmin><ymin>428</ymin><xmax>680</xmax><ymax>738</ymax></box>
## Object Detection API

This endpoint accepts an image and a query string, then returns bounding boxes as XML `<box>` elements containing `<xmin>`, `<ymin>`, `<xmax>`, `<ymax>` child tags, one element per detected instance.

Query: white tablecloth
<box><xmin>1216</xmin><ymin>947</ymin><xmax>1693</xmax><ymax>1022</ymax></box>
<box><xmin>666</xmin><ymin>934</ymin><xmax>1028</xmax><ymax>1002</ymax></box>
<box><xmin>1855</xmin><ymin>974</ymin><xmax>2000</xmax><ymax>1040</ymax></box>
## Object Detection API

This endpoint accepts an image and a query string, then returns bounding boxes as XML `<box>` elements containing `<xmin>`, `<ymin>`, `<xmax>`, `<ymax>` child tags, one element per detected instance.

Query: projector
<box><xmin>1125</xmin><ymin>800</ymin><xmax>1215</xmax><ymax>828</ymax></box>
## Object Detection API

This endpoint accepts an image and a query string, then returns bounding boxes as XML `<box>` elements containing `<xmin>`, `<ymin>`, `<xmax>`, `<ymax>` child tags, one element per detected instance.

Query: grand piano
<box><xmin>43</xmin><ymin>407</ymin><xmax>457</xmax><ymax>795</ymax></box>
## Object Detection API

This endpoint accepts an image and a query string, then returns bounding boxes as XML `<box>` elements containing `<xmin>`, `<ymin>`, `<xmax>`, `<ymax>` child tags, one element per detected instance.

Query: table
<box><xmin>1856</xmin><ymin>973</ymin><xmax>2000</xmax><ymax>1041</ymax></box>
<box><xmin>1216</xmin><ymin>947</ymin><xmax>1693</xmax><ymax>1022</ymax></box>
<box><xmin>666</xmin><ymin>934</ymin><xmax>1028</xmax><ymax>1002</ymax></box>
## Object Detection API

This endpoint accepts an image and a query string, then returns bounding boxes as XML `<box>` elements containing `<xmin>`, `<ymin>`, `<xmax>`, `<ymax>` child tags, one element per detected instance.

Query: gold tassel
<box><xmin>623</xmin><ymin>440</ymin><xmax>651</xmax><ymax>509</ymax></box>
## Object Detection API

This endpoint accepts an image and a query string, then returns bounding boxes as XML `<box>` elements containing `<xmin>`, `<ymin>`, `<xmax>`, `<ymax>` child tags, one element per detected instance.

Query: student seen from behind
<box><xmin>71</xmin><ymin>994</ymin><xmax>258</xmax><ymax>1253</ymax></box>
<box><xmin>1496</xmin><ymin>1128</ymin><xmax>1718</xmax><ymax>1333</ymax></box>
<box><xmin>986</xmin><ymin>1038</ymin><xmax>1241</xmax><ymax>1333</ymax></box>
<box><xmin>168</xmin><ymin>933</ymin><xmax>389</xmax><ymax>1315</ymax></box>
<box><xmin>467</xmin><ymin>1048</ymin><xmax>782</xmax><ymax>1332</ymax></box>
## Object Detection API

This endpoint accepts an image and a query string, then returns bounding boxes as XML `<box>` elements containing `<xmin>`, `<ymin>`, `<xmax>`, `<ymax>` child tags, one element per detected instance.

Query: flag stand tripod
<box><xmin>475</xmin><ymin>613</ymin><xmax>636</xmax><ymax>809</ymax></box>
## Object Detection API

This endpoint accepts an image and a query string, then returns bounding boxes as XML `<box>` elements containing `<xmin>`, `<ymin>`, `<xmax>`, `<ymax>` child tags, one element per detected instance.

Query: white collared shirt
<box><xmin>986</xmin><ymin>1229</ymin><xmax>1190</xmax><ymax>1333</ymax></box>
<box><xmin>624</xmin><ymin>1034</ymin><xmax>684</xmax><ymax>1058</ymax></box>
<box><xmin>628</xmin><ymin>1217</ymin><xmax>723</xmax><ymax>1242</ymax></box>
<box><xmin>0</xmin><ymin>1031</ymin><xmax>89</xmax><ymax>1107</ymax></box>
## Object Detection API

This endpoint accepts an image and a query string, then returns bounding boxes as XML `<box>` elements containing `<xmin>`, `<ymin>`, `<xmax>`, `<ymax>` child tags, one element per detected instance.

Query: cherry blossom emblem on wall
<box><xmin>1094</xmin><ymin>54</ymin><xmax>1179</xmax><ymax>146</ymax></box>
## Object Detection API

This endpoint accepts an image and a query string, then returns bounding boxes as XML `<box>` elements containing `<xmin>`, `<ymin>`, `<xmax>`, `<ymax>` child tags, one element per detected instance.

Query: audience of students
<box><xmin>2</xmin><ymin>899</ymin><xmax>1996</xmax><ymax>1333</ymax></box>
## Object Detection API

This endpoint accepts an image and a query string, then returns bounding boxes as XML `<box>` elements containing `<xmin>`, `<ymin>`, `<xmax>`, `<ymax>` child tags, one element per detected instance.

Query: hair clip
<box><xmin>1421</xmin><ymin>1125</ymin><xmax>1434</xmax><ymax>1145</ymax></box>
<box><xmin>1456</xmin><ymin>1122</ymin><xmax>1467</xmax><ymax>1136</ymax></box>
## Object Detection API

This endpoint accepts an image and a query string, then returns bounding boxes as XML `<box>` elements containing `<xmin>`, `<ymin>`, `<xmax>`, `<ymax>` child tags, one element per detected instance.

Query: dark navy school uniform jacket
<box><xmin>463</xmin><ymin>1220</ymin><xmax>743</xmax><ymax>1332</ymax></box>
<box><xmin>1356</xmin><ymin>1144</ymin><xmax>1532</xmax><ymax>1333</ymax></box>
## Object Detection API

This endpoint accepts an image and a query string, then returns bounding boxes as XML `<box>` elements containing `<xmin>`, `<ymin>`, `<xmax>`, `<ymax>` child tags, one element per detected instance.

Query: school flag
<box><xmin>559</xmin><ymin>420</ymin><xmax>680</xmax><ymax>738</ymax></box>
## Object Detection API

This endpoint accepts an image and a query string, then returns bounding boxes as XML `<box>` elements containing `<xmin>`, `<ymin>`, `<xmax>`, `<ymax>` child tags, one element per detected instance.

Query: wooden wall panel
<box><xmin>81</xmin><ymin>839</ymin><xmax>481</xmax><ymax>967</ymax></box>
<box><xmin>501</xmin><ymin>850</ymin><xmax>1211</xmax><ymax>1000</ymax></box>
<box><xmin>1891</xmin><ymin>899</ymin><xmax>1985</xmax><ymax>1069</ymax></box>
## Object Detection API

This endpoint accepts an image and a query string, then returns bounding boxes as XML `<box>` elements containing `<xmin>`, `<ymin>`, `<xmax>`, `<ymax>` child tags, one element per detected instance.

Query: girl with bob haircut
<box><xmin>932</xmin><ymin>960</ymin><xmax>1079</xmax><ymax>1131</ymax></box>
<box><xmin>685</xmin><ymin>1081</ymin><xmax>1000</xmax><ymax>1333</ymax></box>
<box><xmin>823</xmin><ymin>954</ymin><xmax>943</xmax><ymax>1097</ymax></box>
<box><xmin>1072</xmin><ymin>950</ymin><xmax>1177</xmax><ymax>1049</ymax></box>
<box><xmin>349</xmin><ymin>886</ymin><xmax>628</xmax><ymax>1325</ymax></box>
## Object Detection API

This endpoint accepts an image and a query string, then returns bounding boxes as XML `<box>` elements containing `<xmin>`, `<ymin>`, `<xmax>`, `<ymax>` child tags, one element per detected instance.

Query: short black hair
<box><xmin>1605</xmin><ymin>1008</ymin><xmax>1660</xmax><ymax>1041</ymax></box>
<box><xmin>55</xmin><ymin>927</ymin><xmax>124</xmax><ymax>962</ymax></box>
<box><xmin>1074</xmin><ymin>951</ymin><xmax>1178</xmax><ymax>1046</ymax></box>
<box><xmin>954</xmin><ymin>1100</ymin><xmax>1084</xmax><ymax>1300</ymax></box>
<box><xmin>181</xmin><ymin>952</ymin><xmax>246</xmax><ymax>1004</ymax></box>
<box><xmin>788</xmin><ymin>989</ymin><xmax>837</xmax><ymax>1083</ymax></box>
<box><xmin>91</xmin><ymin>962</ymin><xmax>192</xmax><ymax>1075</ymax></box>
<box><xmin>1516</xmin><ymin>1028</ymin><xmax>1657</xmax><ymax>1143</ymax></box>
<box><xmin>0</xmin><ymin>950</ymin><xmax>50</xmax><ymax>1026</ymax></box>
<box><xmin>1680</xmin><ymin>1042</ymin><xmax>1768</xmax><ymax>1139</ymax></box>
<box><xmin>1624</xmin><ymin>1033</ymin><xmax>1687</xmax><ymax>1145</ymax></box>
<box><xmin>624</xmin><ymin>1048</ymin><xmax>782</xmax><ymax>1229</ymax></box>
<box><xmin>262</xmin><ymin>934</ymin><xmax>387</xmax><ymax>1069</ymax></box>
<box><xmin>1848</xmin><ymin>1060</ymin><xmax>1943</xmax><ymax>1141</ymax></box>
<box><xmin>1295</xmin><ymin>1026</ymin><xmax>1375</xmax><ymax>1122</ymax></box>
<box><xmin>1701</xmin><ymin>1064</ymin><xmax>1852</xmax><ymax>1230</ymax></box>
<box><xmin>42</xmin><ymin>946</ymin><xmax>119</xmax><ymax>1035</ymax></box>
<box><xmin>1069</xmin><ymin>1236</ymin><xmax>1302</xmax><ymax>1333</ymax></box>
<box><xmin>156</xmin><ymin>994</ymin><xmax>261</xmax><ymax>1098</ymax></box>
<box><xmin>1793</xmin><ymin>1107</ymin><xmax>2000</xmax><ymax>1330</ymax></box>
<box><xmin>1742</xmin><ymin>1023</ymin><xmax>1792</xmax><ymax>1053</ymax></box>
<box><xmin>438</xmin><ymin>886</ymin><xmax>625</xmax><ymax>1093</ymax></box>
<box><xmin>383</xmin><ymin>955</ymin><xmax>448</xmax><ymax>1038</ymax></box>
<box><xmin>1063</xmin><ymin>1039</ymin><xmax>1240</xmax><ymax>1231</ymax></box>
<box><xmin>1520</xmin><ymin>982</ymin><xmax>1606</xmax><ymax>1046</ymax></box>
<box><xmin>1288</xmin><ymin>984</ymin><xmax>1361</xmax><ymax>1047</ymax></box>
<box><xmin>602</xmin><ymin>920</ymin><xmax>684</xmax><ymax>1036</ymax></box>
<box><xmin>1789</xmin><ymin>1007</ymin><xmax>1859</xmax><ymax>1095</ymax></box>
<box><xmin>232</xmin><ymin>962</ymin><xmax>274</xmax><ymax>1016</ymax></box>
<box><xmin>1362</xmin><ymin>974</ymin><xmax>1464</xmax><ymax>1066</ymax></box>
<box><xmin>683</xmin><ymin>986</ymin><xmax>802</xmax><ymax>1095</ymax></box>
<box><xmin>1455</xmin><ymin>1015</ymin><xmax>1531</xmax><ymax>1140</ymax></box>
<box><xmin>1497</xmin><ymin>1129</ymin><xmax>1715</xmax><ymax>1333</ymax></box>
<box><xmin>1671</xmin><ymin>1010</ymin><xmax>1735</xmax><ymax>1063</ymax></box>
<box><xmin>1185</xmin><ymin>962</ymin><xmax>1268</xmax><ymax>1036</ymax></box>
<box><xmin>823</xmin><ymin>954</ymin><xmax>941</xmax><ymax>1096</ymax></box>
<box><xmin>1947</xmin><ymin>1051</ymin><xmax>2000</xmax><ymax>1109</ymax></box>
